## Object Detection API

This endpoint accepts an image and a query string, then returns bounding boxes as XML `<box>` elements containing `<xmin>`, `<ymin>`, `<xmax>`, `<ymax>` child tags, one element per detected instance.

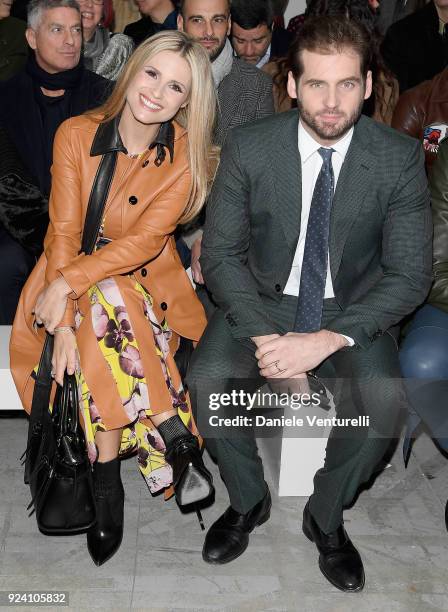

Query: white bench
<box><xmin>0</xmin><ymin>326</ymin><xmax>23</xmax><ymax>411</ymax></box>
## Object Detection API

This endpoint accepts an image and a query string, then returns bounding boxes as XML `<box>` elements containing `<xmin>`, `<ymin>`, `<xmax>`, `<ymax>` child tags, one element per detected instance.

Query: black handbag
<box><xmin>21</xmin><ymin>147</ymin><xmax>118</xmax><ymax>535</ymax></box>
<box><xmin>24</xmin><ymin>340</ymin><xmax>97</xmax><ymax>534</ymax></box>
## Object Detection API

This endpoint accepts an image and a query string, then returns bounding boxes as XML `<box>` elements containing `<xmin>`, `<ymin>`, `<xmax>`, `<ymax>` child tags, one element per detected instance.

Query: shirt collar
<box><xmin>298</xmin><ymin>119</ymin><xmax>354</xmax><ymax>163</ymax></box>
<box><xmin>90</xmin><ymin>115</ymin><xmax>175</xmax><ymax>165</ymax></box>
<box><xmin>256</xmin><ymin>44</ymin><xmax>271</xmax><ymax>69</ymax></box>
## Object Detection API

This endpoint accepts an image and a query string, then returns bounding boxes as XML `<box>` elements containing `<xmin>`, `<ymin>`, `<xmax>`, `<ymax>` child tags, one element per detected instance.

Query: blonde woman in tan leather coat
<box><xmin>10</xmin><ymin>30</ymin><xmax>217</xmax><ymax>566</ymax></box>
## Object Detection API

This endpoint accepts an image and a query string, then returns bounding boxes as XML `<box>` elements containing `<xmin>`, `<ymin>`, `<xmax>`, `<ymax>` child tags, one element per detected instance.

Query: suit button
<box><xmin>129</xmin><ymin>195</ymin><xmax>138</xmax><ymax>205</ymax></box>
<box><xmin>275</xmin><ymin>284</ymin><xmax>281</xmax><ymax>292</ymax></box>
<box><xmin>161</xmin><ymin>302</ymin><xmax>168</xmax><ymax>311</ymax></box>
<box><xmin>141</xmin><ymin>268</ymin><xmax>147</xmax><ymax>277</ymax></box>
<box><xmin>142</xmin><ymin>160</ymin><xmax>149</xmax><ymax>168</ymax></box>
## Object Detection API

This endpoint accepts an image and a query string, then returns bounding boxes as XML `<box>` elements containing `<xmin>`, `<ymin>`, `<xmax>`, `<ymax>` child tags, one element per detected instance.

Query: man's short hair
<box><xmin>289</xmin><ymin>15</ymin><xmax>373</xmax><ymax>80</ymax></box>
<box><xmin>231</xmin><ymin>0</ymin><xmax>274</xmax><ymax>30</ymax></box>
<box><xmin>179</xmin><ymin>0</ymin><xmax>232</xmax><ymax>18</ymax></box>
<box><xmin>27</xmin><ymin>0</ymin><xmax>81</xmax><ymax>30</ymax></box>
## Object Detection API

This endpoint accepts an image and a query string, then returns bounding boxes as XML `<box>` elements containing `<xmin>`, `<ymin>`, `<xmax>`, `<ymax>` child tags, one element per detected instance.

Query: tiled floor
<box><xmin>0</xmin><ymin>417</ymin><xmax>447</xmax><ymax>611</ymax></box>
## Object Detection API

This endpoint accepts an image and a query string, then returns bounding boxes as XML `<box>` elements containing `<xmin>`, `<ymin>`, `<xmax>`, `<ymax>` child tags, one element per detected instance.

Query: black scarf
<box><xmin>25</xmin><ymin>51</ymin><xmax>84</xmax><ymax>91</ymax></box>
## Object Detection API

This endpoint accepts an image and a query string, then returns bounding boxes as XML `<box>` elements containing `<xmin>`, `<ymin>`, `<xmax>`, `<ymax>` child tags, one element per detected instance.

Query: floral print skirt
<box><xmin>73</xmin><ymin>276</ymin><xmax>196</xmax><ymax>496</ymax></box>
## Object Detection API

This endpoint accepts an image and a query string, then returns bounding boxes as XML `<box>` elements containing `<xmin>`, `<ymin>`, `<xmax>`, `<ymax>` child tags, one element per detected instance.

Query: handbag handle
<box><xmin>27</xmin><ymin>334</ymin><xmax>54</xmax><ymax>439</ymax></box>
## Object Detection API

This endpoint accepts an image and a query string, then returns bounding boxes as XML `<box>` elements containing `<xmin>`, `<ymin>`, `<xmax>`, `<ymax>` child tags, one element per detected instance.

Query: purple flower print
<box><xmin>91</xmin><ymin>302</ymin><xmax>109</xmax><ymax>339</ymax></box>
<box><xmin>119</xmin><ymin>345</ymin><xmax>144</xmax><ymax>378</ymax></box>
<box><xmin>97</xmin><ymin>278</ymin><xmax>124</xmax><ymax>307</ymax></box>
<box><xmin>146</xmin><ymin>428</ymin><xmax>166</xmax><ymax>452</ymax></box>
<box><xmin>145</xmin><ymin>465</ymin><xmax>173</xmax><ymax>492</ymax></box>
<box><xmin>137</xmin><ymin>446</ymin><xmax>149</xmax><ymax>469</ymax></box>
<box><xmin>143</xmin><ymin>297</ymin><xmax>171</xmax><ymax>356</ymax></box>
<box><xmin>88</xmin><ymin>397</ymin><xmax>101</xmax><ymax>423</ymax></box>
<box><xmin>104</xmin><ymin>309</ymin><xmax>134</xmax><ymax>353</ymax></box>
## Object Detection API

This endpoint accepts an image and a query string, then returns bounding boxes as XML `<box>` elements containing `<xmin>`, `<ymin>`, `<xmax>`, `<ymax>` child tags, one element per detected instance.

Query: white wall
<box><xmin>284</xmin><ymin>0</ymin><xmax>307</xmax><ymax>27</ymax></box>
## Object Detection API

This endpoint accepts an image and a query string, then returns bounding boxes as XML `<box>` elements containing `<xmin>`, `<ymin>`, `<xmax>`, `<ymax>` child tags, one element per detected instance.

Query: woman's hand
<box><xmin>191</xmin><ymin>236</ymin><xmax>204</xmax><ymax>285</ymax></box>
<box><xmin>34</xmin><ymin>276</ymin><xmax>72</xmax><ymax>334</ymax></box>
<box><xmin>52</xmin><ymin>329</ymin><xmax>78</xmax><ymax>386</ymax></box>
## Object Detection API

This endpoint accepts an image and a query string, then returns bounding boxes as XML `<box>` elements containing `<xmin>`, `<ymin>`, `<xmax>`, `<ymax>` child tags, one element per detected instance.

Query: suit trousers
<box><xmin>186</xmin><ymin>294</ymin><xmax>405</xmax><ymax>534</ymax></box>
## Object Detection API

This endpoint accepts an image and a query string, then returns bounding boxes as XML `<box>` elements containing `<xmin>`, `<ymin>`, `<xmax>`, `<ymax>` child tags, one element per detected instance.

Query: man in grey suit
<box><xmin>187</xmin><ymin>16</ymin><xmax>432</xmax><ymax>592</ymax></box>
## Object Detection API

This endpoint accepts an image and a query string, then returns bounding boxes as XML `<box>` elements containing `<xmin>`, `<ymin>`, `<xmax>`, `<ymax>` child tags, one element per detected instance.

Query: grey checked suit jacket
<box><xmin>201</xmin><ymin>110</ymin><xmax>433</xmax><ymax>349</ymax></box>
<box><xmin>215</xmin><ymin>58</ymin><xmax>274</xmax><ymax>147</ymax></box>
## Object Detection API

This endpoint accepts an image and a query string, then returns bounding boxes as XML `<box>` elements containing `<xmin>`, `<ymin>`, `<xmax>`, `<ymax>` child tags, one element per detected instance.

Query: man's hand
<box><xmin>251</xmin><ymin>333</ymin><xmax>280</xmax><ymax>349</ymax></box>
<box><xmin>191</xmin><ymin>236</ymin><xmax>204</xmax><ymax>284</ymax></box>
<box><xmin>34</xmin><ymin>276</ymin><xmax>72</xmax><ymax>334</ymax></box>
<box><xmin>255</xmin><ymin>330</ymin><xmax>349</xmax><ymax>378</ymax></box>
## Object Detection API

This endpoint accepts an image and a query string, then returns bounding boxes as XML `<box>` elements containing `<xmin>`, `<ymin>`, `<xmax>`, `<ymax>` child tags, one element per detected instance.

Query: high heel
<box><xmin>87</xmin><ymin>458</ymin><xmax>124</xmax><ymax>566</ymax></box>
<box><xmin>165</xmin><ymin>435</ymin><xmax>214</xmax><ymax>508</ymax></box>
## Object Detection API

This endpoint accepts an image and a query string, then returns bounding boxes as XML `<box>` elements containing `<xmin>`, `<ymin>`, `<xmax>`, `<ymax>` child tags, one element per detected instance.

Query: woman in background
<box><xmin>80</xmin><ymin>0</ymin><xmax>134</xmax><ymax>80</ymax></box>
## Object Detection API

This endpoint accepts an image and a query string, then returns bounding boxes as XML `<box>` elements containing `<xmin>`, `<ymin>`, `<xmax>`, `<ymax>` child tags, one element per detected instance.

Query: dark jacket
<box><xmin>381</xmin><ymin>1</ymin><xmax>448</xmax><ymax>93</ymax></box>
<box><xmin>0</xmin><ymin>126</ymin><xmax>47</xmax><ymax>255</ymax></box>
<box><xmin>392</xmin><ymin>67</ymin><xmax>448</xmax><ymax>173</ymax></box>
<box><xmin>0</xmin><ymin>16</ymin><xmax>28</xmax><ymax>81</ymax></box>
<box><xmin>123</xmin><ymin>9</ymin><xmax>178</xmax><ymax>46</ymax></box>
<box><xmin>0</xmin><ymin>66</ymin><xmax>110</xmax><ymax>254</ymax></box>
<box><xmin>215</xmin><ymin>58</ymin><xmax>274</xmax><ymax>146</ymax></box>
<box><xmin>428</xmin><ymin>138</ymin><xmax>448</xmax><ymax>313</ymax></box>
<box><xmin>202</xmin><ymin>111</ymin><xmax>432</xmax><ymax>347</ymax></box>
<box><xmin>270</xmin><ymin>26</ymin><xmax>292</xmax><ymax>61</ymax></box>
<box><xmin>0</xmin><ymin>66</ymin><xmax>110</xmax><ymax>197</ymax></box>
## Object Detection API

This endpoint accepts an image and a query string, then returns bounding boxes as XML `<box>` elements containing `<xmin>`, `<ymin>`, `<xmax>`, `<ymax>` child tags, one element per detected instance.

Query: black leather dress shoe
<box><xmin>202</xmin><ymin>488</ymin><xmax>271</xmax><ymax>564</ymax></box>
<box><xmin>445</xmin><ymin>499</ymin><xmax>448</xmax><ymax>531</ymax></box>
<box><xmin>165</xmin><ymin>435</ymin><xmax>214</xmax><ymax>507</ymax></box>
<box><xmin>302</xmin><ymin>501</ymin><xmax>365</xmax><ymax>592</ymax></box>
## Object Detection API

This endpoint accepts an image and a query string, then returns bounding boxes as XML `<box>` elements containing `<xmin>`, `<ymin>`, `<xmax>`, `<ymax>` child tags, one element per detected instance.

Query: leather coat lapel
<box><xmin>269</xmin><ymin>110</ymin><xmax>302</xmax><ymax>250</ymax></box>
<box><xmin>329</xmin><ymin>116</ymin><xmax>374</xmax><ymax>281</ymax></box>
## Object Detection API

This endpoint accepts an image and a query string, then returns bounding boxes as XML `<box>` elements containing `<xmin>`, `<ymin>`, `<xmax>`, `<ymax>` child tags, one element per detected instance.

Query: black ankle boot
<box><xmin>165</xmin><ymin>435</ymin><xmax>214</xmax><ymax>507</ymax></box>
<box><xmin>87</xmin><ymin>458</ymin><xmax>124</xmax><ymax>566</ymax></box>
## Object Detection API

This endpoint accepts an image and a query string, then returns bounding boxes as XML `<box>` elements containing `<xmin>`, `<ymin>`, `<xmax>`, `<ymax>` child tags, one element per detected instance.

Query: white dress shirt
<box><xmin>256</xmin><ymin>44</ymin><xmax>271</xmax><ymax>69</ymax></box>
<box><xmin>283</xmin><ymin>120</ymin><xmax>355</xmax><ymax>344</ymax></box>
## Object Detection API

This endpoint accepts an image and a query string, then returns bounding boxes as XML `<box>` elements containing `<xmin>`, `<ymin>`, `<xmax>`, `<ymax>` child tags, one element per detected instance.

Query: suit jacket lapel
<box><xmin>329</xmin><ymin>116</ymin><xmax>374</xmax><ymax>281</ymax></box>
<box><xmin>269</xmin><ymin>110</ymin><xmax>302</xmax><ymax>251</ymax></box>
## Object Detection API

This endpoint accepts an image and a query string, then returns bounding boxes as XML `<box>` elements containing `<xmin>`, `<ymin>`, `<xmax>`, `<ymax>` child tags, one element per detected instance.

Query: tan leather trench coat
<box><xmin>10</xmin><ymin>114</ymin><xmax>206</xmax><ymax>418</ymax></box>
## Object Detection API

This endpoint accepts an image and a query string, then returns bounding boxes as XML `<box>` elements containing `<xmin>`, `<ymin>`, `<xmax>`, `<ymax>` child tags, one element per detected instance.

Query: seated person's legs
<box><xmin>187</xmin><ymin>308</ymin><xmax>267</xmax><ymax>514</ymax></box>
<box><xmin>0</xmin><ymin>226</ymin><xmax>35</xmax><ymax>324</ymax></box>
<box><xmin>310</xmin><ymin>330</ymin><xmax>405</xmax><ymax>534</ymax></box>
<box><xmin>399</xmin><ymin>304</ymin><xmax>448</xmax><ymax>449</ymax></box>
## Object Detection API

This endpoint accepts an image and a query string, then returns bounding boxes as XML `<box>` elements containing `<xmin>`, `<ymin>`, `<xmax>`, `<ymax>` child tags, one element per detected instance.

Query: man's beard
<box><xmin>198</xmin><ymin>36</ymin><xmax>227</xmax><ymax>62</ymax></box>
<box><xmin>297</xmin><ymin>95</ymin><xmax>364</xmax><ymax>142</ymax></box>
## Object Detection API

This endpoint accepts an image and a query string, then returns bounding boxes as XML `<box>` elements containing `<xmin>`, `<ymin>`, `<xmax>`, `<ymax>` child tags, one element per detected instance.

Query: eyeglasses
<box><xmin>77</xmin><ymin>0</ymin><xmax>104</xmax><ymax>5</ymax></box>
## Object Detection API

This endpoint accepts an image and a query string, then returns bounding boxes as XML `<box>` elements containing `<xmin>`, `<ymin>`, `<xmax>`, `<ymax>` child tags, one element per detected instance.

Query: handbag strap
<box><xmin>80</xmin><ymin>150</ymin><xmax>118</xmax><ymax>256</ymax></box>
<box><xmin>29</xmin><ymin>148</ymin><xmax>118</xmax><ymax>424</ymax></box>
<box><xmin>27</xmin><ymin>334</ymin><xmax>54</xmax><ymax>437</ymax></box>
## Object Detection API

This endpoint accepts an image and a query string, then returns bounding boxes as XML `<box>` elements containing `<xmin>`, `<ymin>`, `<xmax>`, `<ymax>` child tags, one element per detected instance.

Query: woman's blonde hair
<box><xmin>87</xmin><ymin>30</ymin><xmax>217</xmax><ymax>223</ymax></box>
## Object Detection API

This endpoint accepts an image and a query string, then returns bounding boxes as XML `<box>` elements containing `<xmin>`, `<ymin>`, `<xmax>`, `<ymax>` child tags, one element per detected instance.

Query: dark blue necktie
<box><xmin>293</xmin><ymin>147</ymin><xmax>335</xmax><ymax>333</ymax></box>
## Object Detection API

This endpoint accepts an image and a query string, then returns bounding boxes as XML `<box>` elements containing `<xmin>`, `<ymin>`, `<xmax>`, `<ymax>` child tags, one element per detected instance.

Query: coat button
<box><xmin>141</xmin><ymin>268</ymin><xmax>147</xmax><ymax>277</ymax></box>
<box><xmin>142</xmin><ymin>160</ymin><xmax>149</xmax><ymax>168</ymax></box>
<box><xmin>129</xmin><ymin>195</ymin><xmax>138</xmax><ymax>205</ymax></box>
<box><xmin>275</xmin><ymin>284</ymin><xmax>281</xmax><ymax>292</ymax></box>
<box><xmin>161</xmin><ymin>302</ymin><xmax>168</xmax><ymax>311</ymax></box>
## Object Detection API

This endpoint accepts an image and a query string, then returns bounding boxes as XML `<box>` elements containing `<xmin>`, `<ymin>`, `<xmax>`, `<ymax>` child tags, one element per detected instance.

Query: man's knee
<box><xmin>400</xmin><ymin>326</ymin><xmax>448</xmax><ymax>379</ymax></box>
